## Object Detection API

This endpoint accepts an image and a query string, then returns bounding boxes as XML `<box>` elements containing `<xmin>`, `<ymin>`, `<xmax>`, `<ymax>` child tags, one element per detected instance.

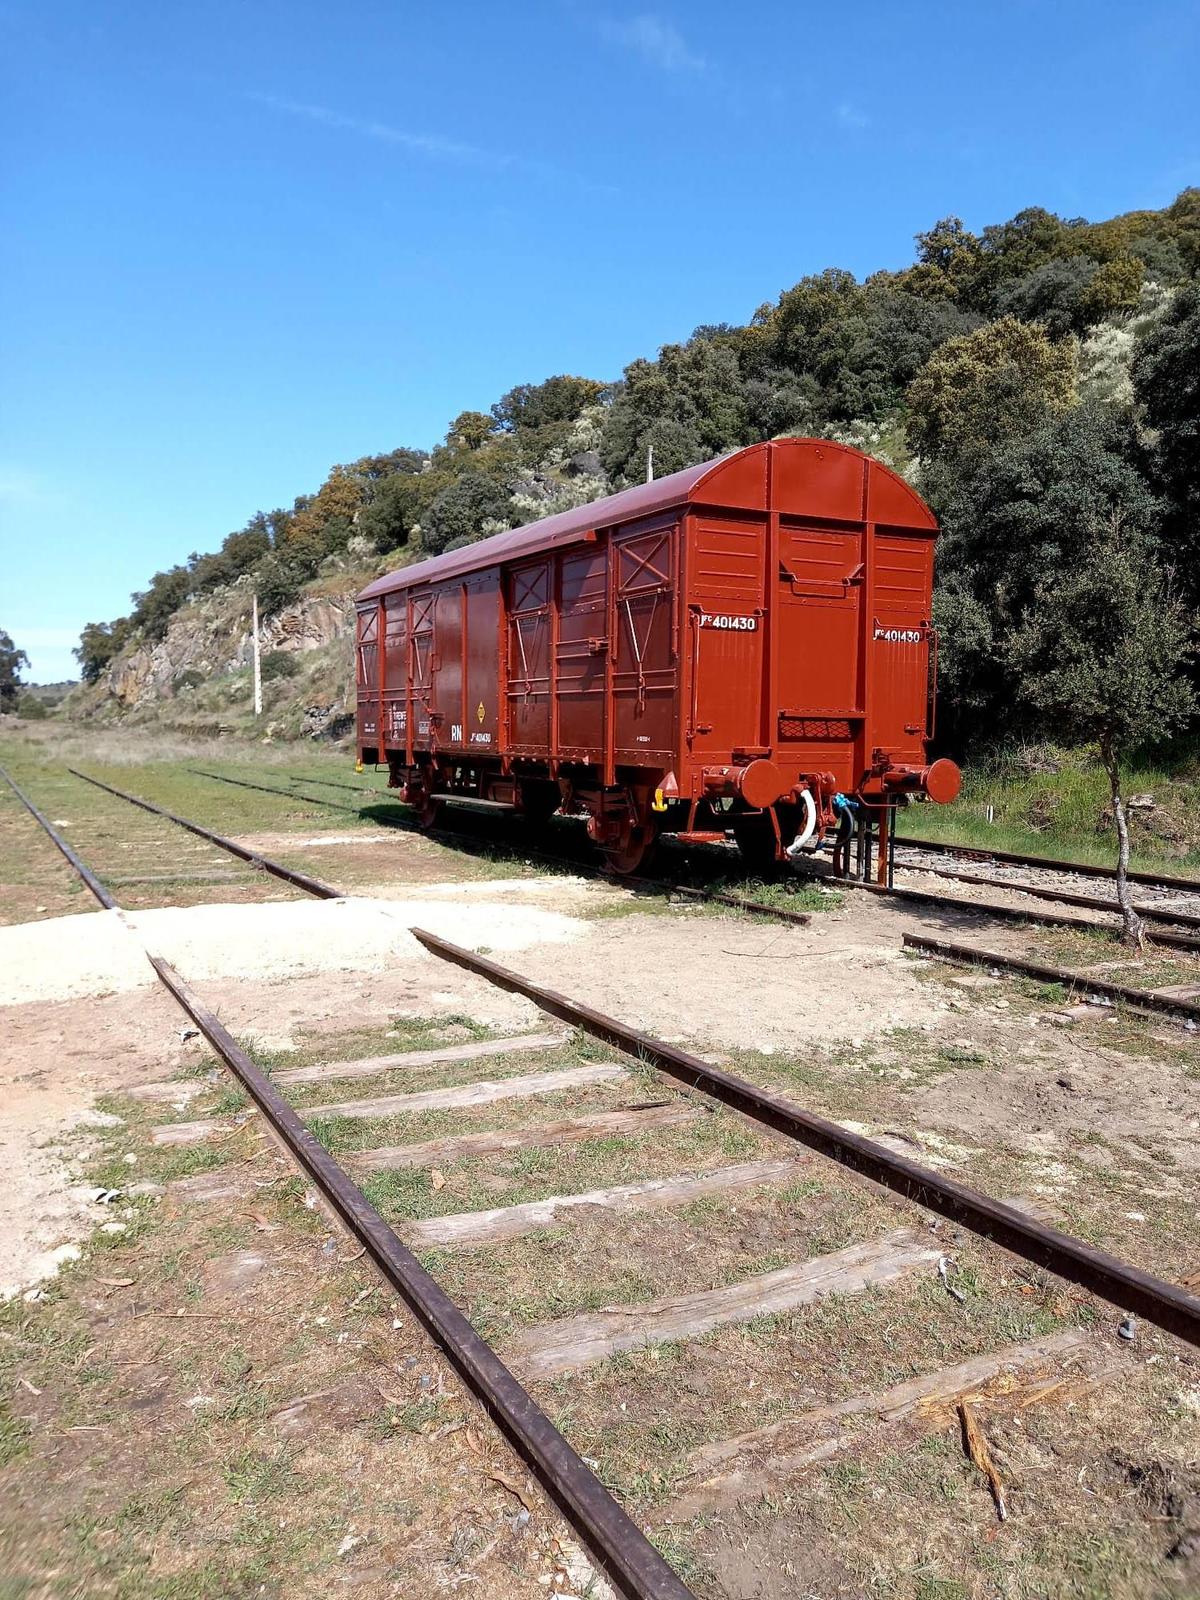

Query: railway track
<box><xmin>182</xmin><ymin>763</ymin><xmax>1200</xmax><ymax>968</ymax></box>
<box><xmin>897</xmin><ymin>831</ymin><xmax>1200</xmax><ymax>894</ymax></box>
<box><xmin>58</xmin><ymin>760</ymin><xmax>1200</xmax><ymax>1014</ymax></box>
<box><xmin>7</xmin><ymin>759</ymin><xmax>1200</xmax><ymax>1593</ymax></box>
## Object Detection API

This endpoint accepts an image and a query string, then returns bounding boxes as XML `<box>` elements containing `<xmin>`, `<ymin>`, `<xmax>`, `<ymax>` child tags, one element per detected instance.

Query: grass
<box><xmin>896</xmin><ymin>740</ymin><xmax>1200</xmax><ymax>872</ymax></box>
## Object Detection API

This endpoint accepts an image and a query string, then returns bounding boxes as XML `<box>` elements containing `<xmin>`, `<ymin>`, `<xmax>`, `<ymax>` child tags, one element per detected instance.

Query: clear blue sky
<box><xmin>2</xmin><ymin>0</ymin><xmax>1196</xmax><ymax>682</ymax></box>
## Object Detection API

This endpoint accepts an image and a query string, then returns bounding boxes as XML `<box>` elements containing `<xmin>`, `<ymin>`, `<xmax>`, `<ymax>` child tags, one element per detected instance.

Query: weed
<box><xmin>0</xmin><ymin>1399</ymin><xmax>30</xmax><ymax>1467</ymax></box>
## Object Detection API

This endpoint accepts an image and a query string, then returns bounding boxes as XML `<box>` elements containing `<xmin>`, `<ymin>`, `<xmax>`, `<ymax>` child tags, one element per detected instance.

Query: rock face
<box><xmin>84</xmin><ymin>579</ymin><xmax>359</xmax><ymax>717</ymax></box>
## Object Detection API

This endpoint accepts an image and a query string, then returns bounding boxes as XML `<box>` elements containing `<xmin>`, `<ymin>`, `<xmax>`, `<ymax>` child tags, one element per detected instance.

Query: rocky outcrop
<box><xmin>83</xmin><ymin>576</ymin><xmax>360</xmax><ymax>717</ymax></box>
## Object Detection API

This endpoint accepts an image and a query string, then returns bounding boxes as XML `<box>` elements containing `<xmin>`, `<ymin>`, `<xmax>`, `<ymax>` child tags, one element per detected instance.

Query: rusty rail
<box><xmin>821</xmin><ymin>873</ymin><xmax>1200</xmax><ymax>953</ymax></box>
<box><xmin>1</xmin><ymin>763</ymin><xmax>116</xmax><ymax>908</ymax></box>
<box><xmin>8</xmin><ymin>770</ymin><xmax>696</xmax><ymax>1600</ymax></box>
<box><xmin>68</xmin><ymin>769</ymin><xmax>342</xmax><ymax>900</ymax></box>
<box><xmin>411</xmin><ymin>927</ymin><xmax>1200</xmax><ymax>1350</ymax></box>
<box><xmin>151</xmin><ymin>957</ymin><xmax>694</xmax><ymax>1600</ymax></box>
<box><xmin>902</xmin><ymin>932</ymin><xmax>1200</xmax><ymax>1023</ymax></box>
<box><xmin>898</xmin><ymin>834</ymin><xmax>1200</xmax><ymax>895</ymax></box>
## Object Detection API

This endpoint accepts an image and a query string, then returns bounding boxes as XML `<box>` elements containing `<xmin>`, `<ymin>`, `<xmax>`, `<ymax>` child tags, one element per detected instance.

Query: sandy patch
<box><xmin>913</xmin><ymin>1034</ymin><xmax>1200</xmax><ymax>1174</ymax></box>
<box><xmin>0</xmin><ymin>909</ymin><xmax>152</xmax><ymax>1004</ymax></box>
<box><xmin>0</xmin><ymin>890</ymin><xmax>576</xmax><ymax>1296</ymax></box>
<box><xmin>0</xmin><ymin>982</ymin><xmax>189</xmax><ymax>1298</ymax></box>
<box><xmin>0</xmin><ymin>895</ymin><xmax>587</xmax><ymax>1007</ymax></box>
<box><xmin>0</xmin><ymin>950</ymin><xmax>542</xmax><ymax>1298</ymax></box>
<box><xmin>500</xmin><ymin>905</ymin><xmax>932</xmax><ymax>1053</ymax></box>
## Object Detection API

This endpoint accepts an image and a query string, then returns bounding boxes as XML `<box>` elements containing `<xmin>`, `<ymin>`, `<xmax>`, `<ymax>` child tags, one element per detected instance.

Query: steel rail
<box><xmin>187</xmin><ymin>766</ymin><xmax>368</xmax><ymax>814</ymax></box>
<box><xmin>0</xmin><ymin>763</ymin><xmax>116</xmax><ymax>908</ymax></box>
<box><xmin>150</xmin><ymin>957</ymin><xmax>694</xmax><ymax>1600</ymax></box>
<box><xmin>68</xmin><ymin>769</ymin><xmax>342</xmax><ymax>900</ymax></box>
<box><xmin>895</xmin><ymin>858</ymin><xmax>1200</xmax><ymax>932</ymax></box>
<box><xmin>902</xmin><ymin>932</ymin><xmax>1200</xmax><ymax>1022</ymax></box>
<box><xmin>898</xmin><ymin>834</ymin><xmax>1200</xmax><ymax>895</ymax></box>
<box><xmin>812</xmin><ymin>873</ymin><xmax>1200</xmax><ymax>953</ymax></box>
<box><xmin>410</xmin><ymin>928</ymin><xmax>1200</xmax><ymax>1349</ymax></box>
<box><xmin>286</xmin><ymin>771</ymin><xmax>386</xmax><ymax>796</ymax></box>
<box><xmin>11</xmin><ymin>774</ymin><xmax>695</xmax><ymax>1600</ymax></box>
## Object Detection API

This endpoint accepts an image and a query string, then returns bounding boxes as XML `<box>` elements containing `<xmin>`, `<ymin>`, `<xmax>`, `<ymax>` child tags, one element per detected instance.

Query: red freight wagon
<box><xmin>355</xmin><ymin>438</ymin><xmax>960</xmax><ymax>877</ymax></box>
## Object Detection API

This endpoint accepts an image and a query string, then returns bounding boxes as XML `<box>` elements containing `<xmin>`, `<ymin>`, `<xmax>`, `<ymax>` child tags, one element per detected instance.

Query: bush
<box><xmin>260</xmin><ymin>650</ymin><xmax>298</xmax><ymax>681</ymax></box>
<box><xmin>256</xmin><ymin>555</ymin><xmax>307</xmax><ymax>618</ymax></box>
<box><xmin>16</xmin><ymin>693</ymin><xmax>48</xmax><ymax>719</ymax></box>
<box><xmin>172</xmin><ymin>669</ymin><xmax>204</xmax><ymax>694</ymax></box>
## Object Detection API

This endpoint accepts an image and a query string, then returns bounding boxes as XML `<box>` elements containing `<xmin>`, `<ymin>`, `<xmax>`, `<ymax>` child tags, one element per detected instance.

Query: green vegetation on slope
<box><xmin>69</xmin><ymin>192</ymin><xmax>1200</xmax><ymax>780</ymax></box>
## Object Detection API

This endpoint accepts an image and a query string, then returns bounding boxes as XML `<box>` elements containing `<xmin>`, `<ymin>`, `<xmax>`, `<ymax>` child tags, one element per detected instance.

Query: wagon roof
<box><xmin>356</xmin><ymin>438</ymin><xmax>933</xmax><ymax>602</ymax></box>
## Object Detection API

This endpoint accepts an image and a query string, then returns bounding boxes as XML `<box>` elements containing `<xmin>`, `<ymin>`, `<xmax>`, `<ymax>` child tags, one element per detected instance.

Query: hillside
<box><xmin>68</xmin><ymin>190</ymin><xmax>1200</xmax><ymax>759</ymax></box>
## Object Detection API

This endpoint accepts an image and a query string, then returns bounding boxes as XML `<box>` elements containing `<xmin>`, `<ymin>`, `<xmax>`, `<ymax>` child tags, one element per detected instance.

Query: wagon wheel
<box><xmin>417</xmin><ymin>793</ymin><xmax>445</xmax><ymax>830</ymax></box>
<box><xmin>599</xmin><ymin>822</ymin><xmax>659</xmax><ymax>877</ymax></box>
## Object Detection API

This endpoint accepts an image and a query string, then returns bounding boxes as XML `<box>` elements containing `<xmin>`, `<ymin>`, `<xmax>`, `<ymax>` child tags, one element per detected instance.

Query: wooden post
<box><xmin>251</xmin><ymin>592</ymin><xmax>262</xmax><ymax>717</ymax></box>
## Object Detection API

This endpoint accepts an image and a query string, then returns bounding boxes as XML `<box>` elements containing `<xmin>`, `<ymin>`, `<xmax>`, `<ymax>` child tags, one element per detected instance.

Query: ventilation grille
<box><xmin>778</xmin><ymin>715</ymin><xmax>853</xmax><ymax>741</ymax></box>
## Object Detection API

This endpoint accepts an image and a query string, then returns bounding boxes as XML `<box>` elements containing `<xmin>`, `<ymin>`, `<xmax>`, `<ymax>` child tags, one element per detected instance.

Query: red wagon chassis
<box><xmin>355</xmin><ymin>438</ymin><xmax>960</xmax><ymax>875</ymax></box>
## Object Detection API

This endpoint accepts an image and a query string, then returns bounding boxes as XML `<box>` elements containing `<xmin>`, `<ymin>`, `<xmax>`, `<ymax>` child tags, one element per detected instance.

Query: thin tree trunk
<box><xmin>1101</xmin><ymin>735</ymin><xmax>1144</xmax><ymax>951</ymax></box>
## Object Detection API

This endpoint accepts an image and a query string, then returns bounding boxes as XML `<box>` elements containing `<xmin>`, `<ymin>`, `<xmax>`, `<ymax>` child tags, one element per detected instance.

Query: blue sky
<box><xmin>2</xmin><ymin>1</ymin><xmax>1197</xmax><ymax>682</ymax></box>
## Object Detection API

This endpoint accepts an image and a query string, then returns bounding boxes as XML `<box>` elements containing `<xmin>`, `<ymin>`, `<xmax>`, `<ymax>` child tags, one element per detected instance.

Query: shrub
<box><xmin>16</xmin><ymin>693</ymin><xmax>48</xmax><ymax>719</ymax></box>
<box><xmin>172</xmin><ymin>669</ymin><xmax>204</xmax><ymax>694</ymax></box>
<box><xmin>260</xmin><ymin>650</ymin><xmax>298</xmax><ymax>681</ymax></box>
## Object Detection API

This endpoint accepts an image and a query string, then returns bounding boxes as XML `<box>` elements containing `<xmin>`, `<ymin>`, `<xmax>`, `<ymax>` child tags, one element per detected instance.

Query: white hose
<box><xmin>784</xmin><ymin>789</ymin><xmax>818</xmax><ymax>859</ymax></box>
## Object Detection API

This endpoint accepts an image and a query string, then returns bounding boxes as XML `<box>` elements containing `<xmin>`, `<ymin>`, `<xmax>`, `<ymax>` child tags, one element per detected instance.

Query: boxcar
<box><xmin>355</xmin><ymin>437</ymin><xmax>960</xmax><ymax>875</ymax></box>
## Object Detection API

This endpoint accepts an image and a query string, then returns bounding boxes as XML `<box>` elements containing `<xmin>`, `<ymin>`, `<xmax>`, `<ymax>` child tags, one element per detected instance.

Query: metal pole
<box><xmin>252</xmin><ymin>592</ymin><xmax>262</xmax><ymax>717</ymax></box>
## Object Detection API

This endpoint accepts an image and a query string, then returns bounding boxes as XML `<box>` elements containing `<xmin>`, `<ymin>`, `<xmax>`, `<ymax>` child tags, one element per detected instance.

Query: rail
<box><xmin>898</xmin><ymin>833</ymin><xmax>1200</xmax><ymax>894</ymax></box>
<box><xmin>3</xmin><ymin>761</ymin><xmax>697</xmax><ymax>1600</ymax></box>
<box><xmin>409</xmin><ymin>929</ymin><xmax>1200</xmax><ymax>1349</ymax></box>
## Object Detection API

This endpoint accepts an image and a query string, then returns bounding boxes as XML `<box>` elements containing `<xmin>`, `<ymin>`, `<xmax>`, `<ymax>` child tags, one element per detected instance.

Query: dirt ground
<box><xmin>3</xmin><ymin>765</ymin><xmax>1200</xmax><ymax>1599</ymax></box>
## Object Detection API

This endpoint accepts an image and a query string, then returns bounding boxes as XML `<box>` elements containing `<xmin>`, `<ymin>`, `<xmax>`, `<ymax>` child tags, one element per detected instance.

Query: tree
<box><xmin>1132</xmin><ymin>281</ymin><xmax>1200</xmax><ymax>597</ymax></box>
<box><xmin>357</xmin><ymin>470</ymin><xmax>425</xmax><ymax>553</ymax></box>
<box><xmin>907</xmin><ymin>316</ymin><xmax>1077</xmax><ymax>460</ymax></box>
<box><xmin>925</xmin><ymin>403</ymin><xmax>1160</xmax><ymax>738</ymax></box>
<box><xmin>0</xmin><ymin>630</ymin><xmax>29</xmax><ymax>708</ymax></box>
<box><xmin>491</xmin><ymin>375</ymin><xmax>608</xmax><ymax>434</ymax></box>
<box><xmin>448</xmin><ymin>410</ymin><xmax>498</xmax><ymax>451</ymax></box>
<box><xmin>601</xmin><ymin>336</ymin><xmax>747</xmax><ymax>483</ymax></box>
<box><xmin>421</xmin><ymin>472</ymin><xmax>511</xmax><ymax>555</ymax></box>
<box><xmin>16</xmin><ymin>692</ymin><xmax>48</xmax><ymax>720</ymax></box>
<box><xmin>129</xmin><ymin>565</ymin><xmax>192</xmax><ymax>641</ymax></box>
<box><xmin>1007</xmin><ymin>519</ymin><xmax>1195</xmax><ymax>946</ymax></box>
<box><xmin>75</xmin><ymin>618</ymin><xmax>132</xmax><ymax>684</ymax></box>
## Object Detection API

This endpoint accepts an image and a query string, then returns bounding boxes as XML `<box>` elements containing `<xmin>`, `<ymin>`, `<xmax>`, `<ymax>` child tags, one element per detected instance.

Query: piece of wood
<box><xmin>306</xmin><ymin>1064</ymin><xmax>626</xmax><ymax>1121</ymax></box>
<box><xmin>151</xmin><ymin>1116</ymin><xmax>253</xmax><ymax>1146</ymax></box>
<box><xmin>405</xmin><ymin>1157</ymin><xmax>810</xmax><ymax>1249</ymax></box>
<box><xmin>127</xmin><ymin>1078</ymin><xmax>218</xmax><ymax>1105</ymax></box>
<box><xmin>1151</xmin><ymin>983</ymin><xmax>1200</xmax><ymax>1001</ymax></box>
<box><xmin>352</xmin><ymin>1103</ymin><xmax>700</xmax><ymax>1172</ymax></box>
<box><xmin>959</xmin><ymin>1398</ymin><xmax>1007</xmax><ymax>1521</ymax></box>
<box><xmin>169</xmin><ymin>1168</ymin><xmax>281</xmax><ymax>1204</ymax></box>
<box><xmin>663</xmin><ymin>1328</ymin><xmax>1111</xmax><ymax>1521</ymax></box>
<box><xmin>501</xmin><ymin>1229</ymin><xmax>942</xmax><ymax>1381</ymax></box>
<box><xmin>132</xmin><ymin>1032</ymin><xmax>567</xmax><ymax>1103</ymax></box>
<box><xmin>273</xmin><ymin>1031</ymin><xmax>567</xmax><ymax>1086</ymax></box>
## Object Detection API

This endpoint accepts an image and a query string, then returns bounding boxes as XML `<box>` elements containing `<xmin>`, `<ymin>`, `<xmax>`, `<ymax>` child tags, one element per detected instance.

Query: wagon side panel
<box><xmin>555</xmin><ymin>543</ymin><xmax>608</xmax><ymax>764</ymax></box>
<box><xmin>381</xmin><ymin>593</ymin><xmax>409</xmax><ymax>757</ymax></box>
<box><xmin>506</xmin><ymin>559</ymin><xmax>553</xmax><ymax>756</ymax></box>
<box><xmin>355</xmin><ymin>601</ymin><xmax>382</xmax><ymax>762</ymax></box>
<box><xmin>682</xmin><ymin>512</ymin><xmax>766</xmax><ymax>767</ymax></box>
<box><xmin>610</xmin><ymin>520</ymin><xmax>678</xmax><ymax>766</ymax></box>
<box><xmin>868</xmin><ymin>527</ymin><xmax>936</xmax><ymax>767</ymax></box>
